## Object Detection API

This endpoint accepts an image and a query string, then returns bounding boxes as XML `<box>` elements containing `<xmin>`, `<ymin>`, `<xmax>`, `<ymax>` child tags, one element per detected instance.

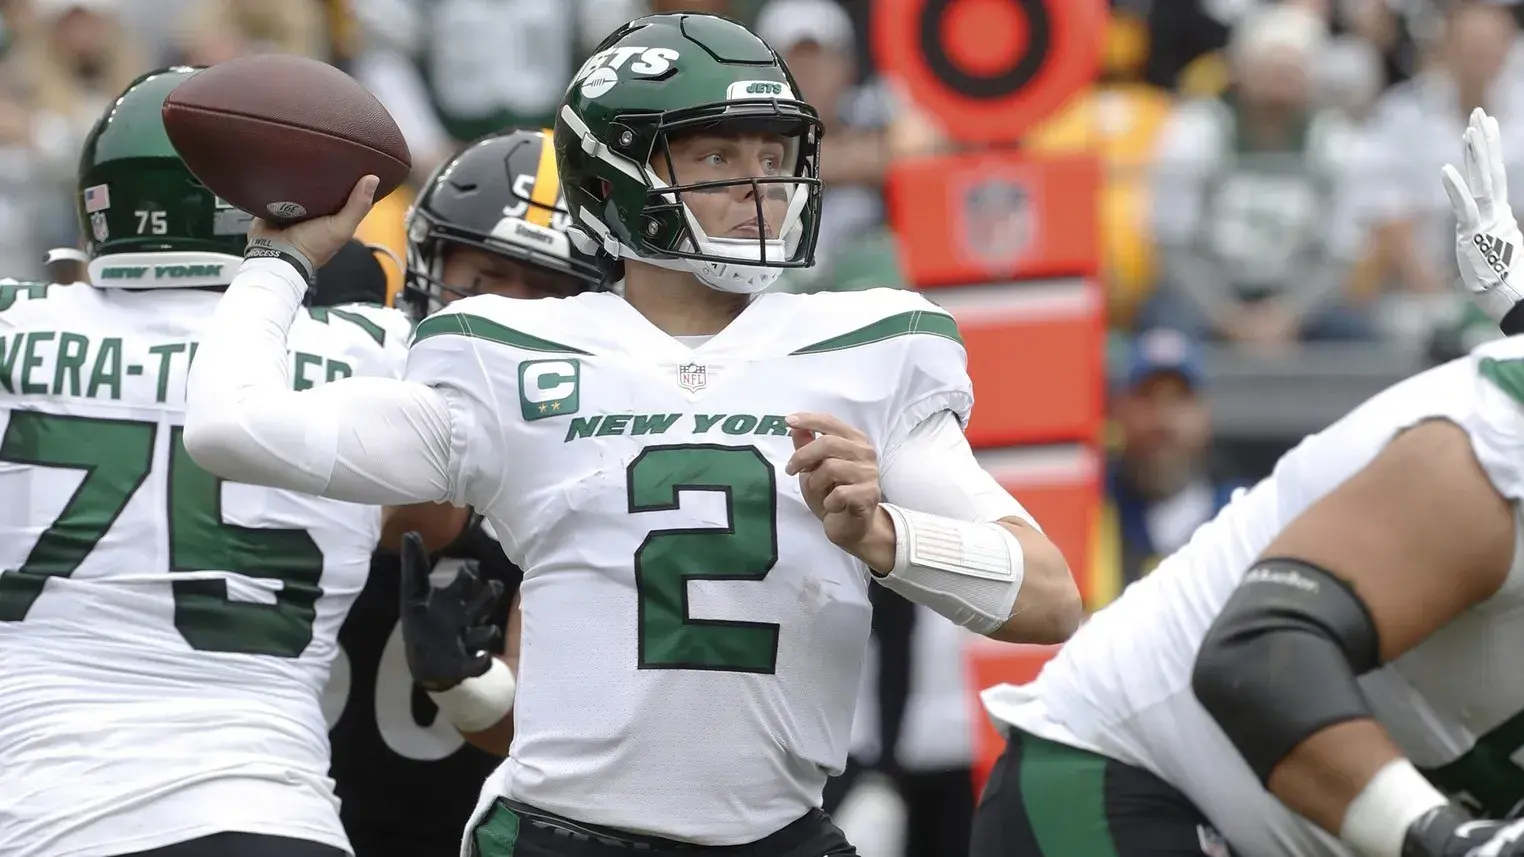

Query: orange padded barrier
<box><xmin>887</xmin><ymin>151</ymin><xmax>1100</xmax><ymax>288</ymax></box>
<box><xmin>931</xmin><ymin>279</ymin><xmax>1105</xmax><ymax>447</ymax></box>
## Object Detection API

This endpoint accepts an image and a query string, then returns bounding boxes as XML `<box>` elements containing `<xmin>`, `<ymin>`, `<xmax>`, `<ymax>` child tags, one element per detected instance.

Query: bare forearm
<box><xmin>990</xmin><ymin>519</ymin><xmax>1081</xmax><ymax>644</ymax></box>
<box><xmin>461</xmin><ymin>719</ymin><xmax>513</xmax><ymax>755</ymax></box>
<box><xmin>1268</xmin><ymin>719</ymin><xmax>1404</xmax><ymax>836</ymax></box>
<box><xmin>868</xmin><ymin>411</ymin><xmax>1083</xmax><ymax>643</ymax></box>
<box><xmin>460</xmin><ymin>601</ymin><xmax>521</xmax><ymax>756</ymax></box>
<box><xmin>380</xmin><ymin>502</ymin><xmax>472</xmax><ymax>551</ymax></box>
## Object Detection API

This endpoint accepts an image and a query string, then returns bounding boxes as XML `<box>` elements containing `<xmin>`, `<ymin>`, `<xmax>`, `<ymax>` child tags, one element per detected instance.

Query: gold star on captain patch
<box><xmin>550</xmin><ymin>401</ymin><xmax>561</xmax><ymax>412</ymax></box>
<box><xmin>538</xmin><ymin>403</ymin><xmax>548</xmax><ymax>414</ymax></box>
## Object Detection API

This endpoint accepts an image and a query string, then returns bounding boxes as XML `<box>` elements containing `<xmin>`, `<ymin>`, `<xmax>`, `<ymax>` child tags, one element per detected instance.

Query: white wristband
<box><xmin>873</xmin><ymin>504</ymin><xmax>1024</xmax><ymax>635</ymax></box>
<box><xmin>1339</xmin><ymin>758</ymin><xmax>1448</xmax><ymax>857</ymax></box>
<box><xmin>427</xmin><ymin>658</ymin><xmax>516</xmax><ymax>733</ymax></box>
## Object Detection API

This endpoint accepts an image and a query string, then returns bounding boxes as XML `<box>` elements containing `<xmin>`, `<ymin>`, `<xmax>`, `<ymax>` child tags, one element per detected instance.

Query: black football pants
<box><xmin>119</xmin><ymin>832</ymin><xmax>347</xmax><ymax>857</ymax></box>
<box><xmin>468</xmin><ymin>799</ymin><xmax>857</xmax><ymax>857</ymax></box>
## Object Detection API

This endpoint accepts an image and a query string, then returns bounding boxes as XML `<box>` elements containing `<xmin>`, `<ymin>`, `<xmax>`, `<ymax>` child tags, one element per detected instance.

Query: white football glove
<box><xmin>1442</xmin><ymin>107</ymin><xmax>1524</xmax><ymax>326</ymax></box>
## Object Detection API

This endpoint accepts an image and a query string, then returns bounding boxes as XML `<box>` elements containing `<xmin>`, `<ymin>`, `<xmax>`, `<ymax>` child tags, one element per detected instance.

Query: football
<box><xmin>161</xmin><ymin>54</ymin><xmax>411</xmax><ymax>224</ymax></box>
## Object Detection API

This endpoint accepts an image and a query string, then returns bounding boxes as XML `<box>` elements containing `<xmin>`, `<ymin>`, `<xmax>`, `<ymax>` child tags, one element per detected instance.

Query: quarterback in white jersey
<box><xmin>970</xmin><ymin>109</ymin><xmax>1524</xmax><ymax>857</ymax></box>
<box><xmin>0</xmin><ymin>69</ymin><xmax>409</xmax><ymax>857</ymax></box>
<box><xmin>182</xmin><ymin>13</ymin><xmax>1083</xmax><ymax>857</ymax></box>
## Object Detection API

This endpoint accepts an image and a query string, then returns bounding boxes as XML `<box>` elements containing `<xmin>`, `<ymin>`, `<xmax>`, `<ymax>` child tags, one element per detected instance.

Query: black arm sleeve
<box><xmin>1500</xmin><ymin>303</ymin><xmax>1524</xmax><ymax>337</ymax></box>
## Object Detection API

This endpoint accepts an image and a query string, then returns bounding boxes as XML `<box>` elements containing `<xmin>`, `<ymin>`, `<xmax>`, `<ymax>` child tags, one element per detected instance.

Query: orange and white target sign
<box><xmin>873</xmin><ymin>0</ymin><xmax>1106</xmax><ymax>144</ymax></box>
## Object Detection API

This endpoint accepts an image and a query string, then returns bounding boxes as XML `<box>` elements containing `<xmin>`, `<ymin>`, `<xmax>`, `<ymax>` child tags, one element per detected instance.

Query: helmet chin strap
<box><xmin>569</xmin><ymin>209</ymin><xmax>786</xmax><ymax>296</ymax></box>
<box><xmin>45</xmin><ymin>247</ymin><xmax>90</xmax><ymax>266</ymax></box>
<box><xmin>632</xmin><ymin>250</ymin><xmax>783</xmax><ymax>295</ymax></box>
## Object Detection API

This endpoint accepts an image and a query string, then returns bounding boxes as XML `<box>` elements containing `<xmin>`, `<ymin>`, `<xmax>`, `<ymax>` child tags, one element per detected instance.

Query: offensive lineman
<box><xmin>327</xmin><ymin>128</ymin><xmax>605</xmax><ymax>857</ymax></box>
<box><xmin>0</xmin><ymin>69</ymin><xmax>409</xmax><ymax>857</ymax></box>
<box><xmin>183</xmin><ymin>13</ymin><xmax>1082</xmax><ymax>857</ymax></box>
<box><xmin>968</xmin><ymin>107</ymin><xmax>1524</xmax><ymax>857</ymax></box>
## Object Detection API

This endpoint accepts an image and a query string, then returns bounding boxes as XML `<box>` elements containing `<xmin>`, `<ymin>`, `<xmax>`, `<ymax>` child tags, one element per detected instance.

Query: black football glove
<box><xmin>1404</xmin><ymin>804</ymin><xmax>1524</xmax><ymax>857</ymax></box>
<box><xmin>398</xmin><ymin>530</ymin><xmax>505</xmax><ymax>692</ymax></box>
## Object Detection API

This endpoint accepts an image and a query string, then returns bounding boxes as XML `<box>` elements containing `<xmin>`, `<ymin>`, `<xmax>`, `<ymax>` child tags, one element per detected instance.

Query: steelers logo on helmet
<box><xmin>554</xmin><ymin>13</ymin><xmax>825</xmax><ymax>295</ymax></box>
<box><xmin>401</xmin><ymin>128</ymin><xmax>605</xmax><ymax>321</ymax></box>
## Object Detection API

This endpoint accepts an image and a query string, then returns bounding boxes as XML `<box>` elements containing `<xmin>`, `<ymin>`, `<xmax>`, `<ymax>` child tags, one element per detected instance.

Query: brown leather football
<box><xmin>162</xmin><ymin>54</ymin><xmax>411</xmax><ymax>224</ymax></box>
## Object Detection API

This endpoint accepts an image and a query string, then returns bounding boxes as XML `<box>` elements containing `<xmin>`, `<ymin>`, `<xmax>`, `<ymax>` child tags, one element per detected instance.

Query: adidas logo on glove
<box><xmin>1476</xmin><ymin>233</ymin><xmax>1516</xmax><ymax>277</ymax></box>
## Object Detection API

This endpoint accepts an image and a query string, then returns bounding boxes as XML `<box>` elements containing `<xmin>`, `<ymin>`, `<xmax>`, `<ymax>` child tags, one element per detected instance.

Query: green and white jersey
<box><xmin>404</xmin><ymin>288</ymin><xmax>971</xmax><ymax>845</ymax></box>
<box><xmin>987</xmin><ymin>334</ymin><xmax>1524</xmax><ymax>856</ymax></box>
<box><xmin>0</xmin><ymin>281</ymin><xmax>409</xmax><ymax>857</ymax></box>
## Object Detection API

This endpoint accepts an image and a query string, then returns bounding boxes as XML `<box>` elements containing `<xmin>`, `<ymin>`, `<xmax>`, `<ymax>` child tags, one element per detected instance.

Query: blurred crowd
<box><xmin>1093</xmin><ymin>0</ymin><xmax>1523</xmax><ymax>358</ymax></box>
<box><xmin>2</xmin><ymin>0</ymin><xmax>1517</xmax><ymax>346</ymax></box>
<box><xmin>0</xmin><ymin>0</ymin><xmax>934</xmax><ymax>292</ymax></box>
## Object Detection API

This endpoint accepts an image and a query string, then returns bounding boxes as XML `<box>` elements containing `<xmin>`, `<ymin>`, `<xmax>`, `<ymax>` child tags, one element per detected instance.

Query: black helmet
<box><xmin>403</xmin><ymin>128</ymin><xmax>606</xmax><ymax>320</ymax></box>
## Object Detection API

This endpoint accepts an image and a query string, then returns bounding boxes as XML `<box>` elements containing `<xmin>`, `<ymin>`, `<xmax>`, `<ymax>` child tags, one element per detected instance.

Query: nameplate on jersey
<box><xmin>0</xmin><ymin>332</ymin><xmax>355</xmax><ymax>404</ymax></box>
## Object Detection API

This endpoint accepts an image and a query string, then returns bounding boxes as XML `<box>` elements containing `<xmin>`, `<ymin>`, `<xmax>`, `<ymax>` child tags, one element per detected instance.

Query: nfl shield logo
<box><xmin>677</xmin><ymin>362</ymin><xmax>707</xmax><ymax>392</ymax></box>
<box><xmin>957</xmin><ymin>175</ymin><xmax>1032</xmax><ymax>274</ymax></box>
<box><xmin>90</xmin><ymin>211</ymin><xmax>109</xmax><ymax>242</ymax></box>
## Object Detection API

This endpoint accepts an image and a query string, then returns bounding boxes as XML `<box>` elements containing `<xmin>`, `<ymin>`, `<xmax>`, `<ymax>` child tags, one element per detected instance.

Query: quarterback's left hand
<box><xmin>785</xmin><ymin>412</ymin><xmax>894</xmax><ymax>572</ymax></box>
<box><xmin>1442</xmin><ymin>107</ymin><xmax>1524</xmax><ymax>326</ymax></box>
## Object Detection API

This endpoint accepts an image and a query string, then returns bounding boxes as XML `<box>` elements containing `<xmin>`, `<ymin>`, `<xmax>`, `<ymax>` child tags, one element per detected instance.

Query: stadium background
<box><xmin>3</xmin><ymin>0</ymin><xmax>1509</xmax><ymax>853</ymax></box>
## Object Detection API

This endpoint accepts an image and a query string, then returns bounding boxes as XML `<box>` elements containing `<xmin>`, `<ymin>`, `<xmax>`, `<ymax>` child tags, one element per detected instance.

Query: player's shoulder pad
<box><xmin>777</xmin><ymin>288</ymin><xmax>964</xmax><ymax>359</ymax></box>
<box><xmin>1473</xmin><ymin>333</ymin><xmax>1524</xmax><ymax>364</ymax></box>
<box><xmin>0</xmin><ymin>280</ymin><xmax>87</xmax><ymax>329</ymax></box>
<box><xmin>0</xmin><ymin>280</ymin><xmax>64</xmax><ymax>310</ymax></box>
<box><xmin>408</xmin><ymin>292</ymin><xmax>595</xmax><ymax>358</ymax></box>
<box><xmin>781</xmin><ymin>288</ymin><xmax>971</xmax><ymax>432</ymax></box>
<box><xmin>1473</xmin><ymin>335</ymin><xmax>1524</xmax><ymax>417</ymax></box>
<box><xmin>1419</xmin><ymin>336</ymin><xmax>1524</xmax><ymax>507</ymax></box>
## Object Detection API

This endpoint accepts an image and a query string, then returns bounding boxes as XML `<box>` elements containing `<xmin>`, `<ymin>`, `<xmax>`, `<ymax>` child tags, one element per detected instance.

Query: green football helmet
<box><xmin>72</xmin><ymin>66</ymin><xmax>251</xmax><ymax>289</ymax></box>
<box><xmin>554</xmin><ymin>13</ymin><xmax>824</xmax><ymax>294</ymax></box>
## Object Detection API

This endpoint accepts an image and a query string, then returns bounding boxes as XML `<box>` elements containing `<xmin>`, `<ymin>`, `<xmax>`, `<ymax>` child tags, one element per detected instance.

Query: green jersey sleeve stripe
<box><xmin>412</xmin><ymin>312</ymin><xmax>590</xmax><ymax>355</ymax></box>
<box><xmin>788</xmin><ymin>310</ymin><xmax>962</xmax><ymax>356</ymax></box>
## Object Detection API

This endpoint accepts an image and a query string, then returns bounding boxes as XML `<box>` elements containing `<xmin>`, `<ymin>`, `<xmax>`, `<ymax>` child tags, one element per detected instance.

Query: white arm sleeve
<box><xmin>183</xmin><ymin>258</ymin><xmax>455</xmax><ymax>505</ymax></box>
<box><xmin>878</xmin><ymin>410</ymin><xmax>1040</xmax><ymax>529</ymax></box>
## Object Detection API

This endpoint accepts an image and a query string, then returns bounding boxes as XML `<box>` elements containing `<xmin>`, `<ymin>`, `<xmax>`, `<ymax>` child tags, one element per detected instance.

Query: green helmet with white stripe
<box><xmin>553</xmin><ymin>13</ymin><xmax>824</xmax><ymax>294</ymax></box>
<box><xmin>72</xmin><ymin>67</ymin><xmax>252</xmax><ymax>289</ymax></box>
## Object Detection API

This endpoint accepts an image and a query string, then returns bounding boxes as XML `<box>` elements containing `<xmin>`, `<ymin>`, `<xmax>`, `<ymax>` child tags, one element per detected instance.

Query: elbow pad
<box><xmin>1191</xmin><ymin>558</ymin><xmax>1382</xmax><ymax>783</ymax></box>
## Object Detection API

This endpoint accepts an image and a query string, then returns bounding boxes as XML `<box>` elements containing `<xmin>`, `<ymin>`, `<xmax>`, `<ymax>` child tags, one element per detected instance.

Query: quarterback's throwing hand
<box><xmin>1442</xmin><ymin>107</ymin><xmax>1524</xmax><ymax>326</ymax></box>
<box><xmin>249</xmin><ymin>174</ymin><xmax>378</xmax><ymax>270</ymax></box>
<box><xmin>785</xmin><ymin>413</ymin><xmax>889</xmax><ymax>565</ymax></box>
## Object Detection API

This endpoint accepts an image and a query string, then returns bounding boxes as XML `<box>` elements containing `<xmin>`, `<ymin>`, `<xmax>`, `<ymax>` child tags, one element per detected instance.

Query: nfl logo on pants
<box><xmin>678</xmin><ymin>363</ymin><xmax>707</xmax><ymax>392</ymax></box>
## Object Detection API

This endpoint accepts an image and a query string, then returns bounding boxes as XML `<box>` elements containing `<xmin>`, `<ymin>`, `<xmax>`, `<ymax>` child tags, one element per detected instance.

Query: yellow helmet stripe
<box><xmin>527</xmin><ymin>133</ymin><xmax>560</xmax><ymax>228</ymax></box>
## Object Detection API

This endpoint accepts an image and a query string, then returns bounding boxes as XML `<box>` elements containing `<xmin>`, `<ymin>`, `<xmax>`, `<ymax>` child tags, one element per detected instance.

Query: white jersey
<box><xmin>404</xmin><ymin>288</ymin><xmax>972</xmax><ymax>845</ymax></box>
<box><xmin>985</xmin><ymin>335</ymin><xmax>1524</xmax><ymax>857</ymax></box>
<box><xmin>0</xmin><ymin>281</ymin><xmax>409</xmax><ymax>857</ymax></box>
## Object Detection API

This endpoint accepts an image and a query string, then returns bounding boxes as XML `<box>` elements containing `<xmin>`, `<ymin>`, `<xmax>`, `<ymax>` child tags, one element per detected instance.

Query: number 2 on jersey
<box><xmin>628</xmin><ymin>444</ymin><xmax>780</xmax><ymax>674</ymax></box>
<box><xmin>0</xmin><ymin>412</ymin><xmax>324</xmax><ymax>657</ymax></box>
